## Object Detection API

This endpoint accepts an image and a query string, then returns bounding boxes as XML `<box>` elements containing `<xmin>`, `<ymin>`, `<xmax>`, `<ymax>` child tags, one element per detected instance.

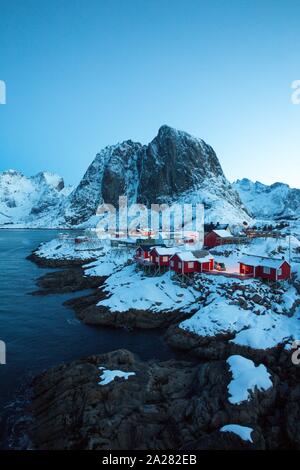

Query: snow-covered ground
<box><xmin>210</xmin><ymin>235</ymin><xmax>300</xmax><ymax>273</ymax></box>
<box><xmin>172</xmin><ymin>236</ymin><xmax>299</xmax><ymax>351</ymax></box>
<box><xmin>179</xmin><ymin>274</ymin><xmax>300</xmax><ymax>350</ymax></box>
<box><xmin>97</xmin><ymin>264</ymin><xmax>199</xmax><ymax>313</ymax></box>
<box><xmin>34</xmin><ymin>233</ymin><xmax>300</xmax><ymax>353</ymax></box>
<box><xmin>227</xmin><ymin>355</ymin><xmax>272</xmax><ymax>405</ymax></box>
<box><xmin>84</xmin><ymin>247</ymin><xmax>134</xmax><ymax>277</ymax></box>
<box><xmin>34</xmin><ymin>236</ymin><xmax>107</xmax><ymax>261</ymax></box>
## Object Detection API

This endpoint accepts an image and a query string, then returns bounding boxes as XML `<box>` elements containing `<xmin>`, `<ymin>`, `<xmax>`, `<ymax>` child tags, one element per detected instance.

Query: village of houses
<box><xmin>35</xmin><ymin>221</ymin><xmax>300</xmax><ymax>353</ymax></box>
<box><xmin>133</xmin><ymin>226</ymin><xmax>292</xmax><ymax>283</ymax></box>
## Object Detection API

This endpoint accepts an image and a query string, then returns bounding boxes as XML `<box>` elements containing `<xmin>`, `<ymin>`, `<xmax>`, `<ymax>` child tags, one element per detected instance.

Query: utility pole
<box><xmin>289</xmin><ymin>222</ymin><xmax>291</xmax><ymax>265</ymax></box>
<box><xmin>288</xmin><ymin>222</ymin><xmax>292</xmax><ymax>281</ymax></box>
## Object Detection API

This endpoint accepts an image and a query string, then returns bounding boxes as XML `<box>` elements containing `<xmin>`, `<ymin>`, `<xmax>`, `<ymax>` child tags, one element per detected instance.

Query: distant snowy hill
<box><xmin>233</xmin><ymin>178</ymin><xmax>300</xmax><ymax>221</ymax></box>
<box><xmin>0</xmin><ymin>170</ymin><xmax>72</xmax><ymax>227</ymax></box>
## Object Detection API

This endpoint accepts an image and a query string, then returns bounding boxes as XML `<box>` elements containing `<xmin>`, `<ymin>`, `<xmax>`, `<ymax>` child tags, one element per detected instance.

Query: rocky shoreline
<box><xmin>30</xmin><ymin>258</ymin><xmax>196</xmax><ymax>330</ymax></box>
<box><xmin>21</xmin><ymin>249</ymin><xmax>300</xmax><ymax>450</ymax></box>
<box><xmin>23</xmin><ymin>348</ymin><xmax>300</xmax><ymax>450</ymax></box>
<box><xmin>31</xmin><ymin>267</ymin><xmax>105</xmax><ymax>295</ymax></box>
<box><xmin>65</xmin><ymin>293</ymin><xmax>195</xmax><ymax>329</ymax></box>
<box><xmin>27</xmin><ymin>251</ymin><xmax>97</xmax><ymax>268</ymax></box>
<box><xmin>165</xmin><ymin>324</ymin><xmax>286</xmax><ymax>365</ymax></box>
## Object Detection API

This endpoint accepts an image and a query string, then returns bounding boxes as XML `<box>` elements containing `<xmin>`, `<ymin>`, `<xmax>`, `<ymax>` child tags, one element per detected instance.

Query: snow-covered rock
<box><xmin>0</xmin><ymin>169</ymin><xmax>72</xmax><ymax>228</ymax></box>
<box><xmin>66</xmin><ymin>126</ymin><xmax>251</xmax><ymax>226</ymax></box>
<box><xmin>220</xmin><ymin>424</ymin><xmax>254</xmax><ymax>443</ymax></box>
<box><xmin>166</xmin><ymin>235</ymin><xmax>300</xmax><ymax>356</ymax></box>
<box><xmin>2</xmin><ymin>128</ymin><xmax>300</xmax><ymax>229</ymax></box>
<box><xmin>1</xmin><ymin>126</ymin><xmax>252</xmax><ymax>228</ymax></box>
<box><xmin>177</xmin><ymin>281</ymin><xmax>300</xmax><ymax>351</ymax></box>
<box><xmin>233</xmin><ymin>178</ymin><xmax>300</xmax><ymax>220</ymax></box>
<box><xmin>34</xmin><ymin>236</ymin><xmax>104</xmax><ymax>262</ymax></box>
<box><xmin>98</xmin><ymin>366</ymin><xmax>135</xmax><ymax>386</ymax></box>
<box><xmin>97</xmin><ymin>264</ymin><xmax>199</xmax><ymax>314</ymax></box>
<box><xmin>227</xmin><ymin>355</ymin><xmax>272</xmax><ymax>405</ymax></box>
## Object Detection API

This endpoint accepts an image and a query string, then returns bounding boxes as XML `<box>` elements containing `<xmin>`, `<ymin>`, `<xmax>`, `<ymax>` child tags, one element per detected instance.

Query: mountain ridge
<box><xmin>1</xmin><ymin>126</ymin><xmax>297</xmax><ymax>228</ymax></box>
<box><xmin>233</xmin><ymin>178</ymin><xmax>300</xmax><ymax>220</ymax></box>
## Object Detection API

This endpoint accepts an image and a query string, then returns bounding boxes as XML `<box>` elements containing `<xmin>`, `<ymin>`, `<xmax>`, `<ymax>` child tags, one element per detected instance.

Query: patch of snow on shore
<box><xmin>84</xmin><ymin>248</ymin><xmax>133</xmax><ymax>277</ymax></box>
<box><xmin>220</xmin><ymin>424</ymin><xmax>254</xmax><ymax>443</ymax></box>
<box><xmin>98</xmin><ymin>367</ymin><xmax>135</xmax><ymax>385</ymax></box>
<box><xmin>35</xmin><ymin>237</ymin><xmax>105</xmax><ymax>261</ymax></box>
<box><xmin>227</xmin><ymin>355</ymin><xmax>272</xmax><ymax>404</ymax></box>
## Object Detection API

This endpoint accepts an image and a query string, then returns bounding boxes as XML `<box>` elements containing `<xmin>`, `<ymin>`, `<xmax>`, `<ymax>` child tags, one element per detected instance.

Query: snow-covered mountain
<box><xmin>0</xmin><ymin>170</ymin><xmax>72</xmax><ymax>227</ymax></box>
<box><xmin>233</xmin><ymin>178</ymin><xmax>300</xmax><ymax>221</ymax></box>
<box><xmin>7</xmin><ymin>126</ymin><xmax>300</xmax><ymax>229</ymax></box>
<box><xmin>65</xmin><ymin>125</ymin><xmax>251</xmax><ymax>226</ymax></box>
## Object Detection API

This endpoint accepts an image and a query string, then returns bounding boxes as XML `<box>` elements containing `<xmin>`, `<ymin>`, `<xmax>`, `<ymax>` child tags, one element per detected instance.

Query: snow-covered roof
<box><xmin>174</xmin><ymin>251</ymin><xmax>213</xmax><ymax>263</ymax></box>
<box><xmin>197</xmin><ymin>255</ymin><xmax>213</xmax><ymax>264</ymax></box>
<box><xmin>151</xmin><ymin>246</ymin><xmax>178</xmax><ymax>256</ymax></box>
<box><xmin>213</xmin><ymin>229</ymin><xmax>233</xmax><ymax>238</ymax></box>
<box><xmin>173</xmin><ymin>251</ymin><xmax>198</xmax><ymax>262</ymax></box>
<box><xmin>239</xmin><ymin>254</ymin><xmax>288</xmax><ymax>269</ymax></box>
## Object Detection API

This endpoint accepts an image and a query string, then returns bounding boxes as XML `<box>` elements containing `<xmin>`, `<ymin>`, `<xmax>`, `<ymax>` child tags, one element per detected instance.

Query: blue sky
<box><xmin>0</xmin><ymin>0</ymin><xmax>300</xmax><ymax>187</ymax></box>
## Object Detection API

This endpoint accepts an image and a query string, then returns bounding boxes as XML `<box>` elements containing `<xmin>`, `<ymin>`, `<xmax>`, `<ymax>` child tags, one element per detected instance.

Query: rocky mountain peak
<box><xmin>64</xmin><ymin>126</ymin><xmax>249</xmax><ymax>226</ymax></box>
<box><xmin>0</xmin><ymin>126</ymin><xmax>255</xmax><ymax>228</ymax></box>
<box><xmin>136</xmin><ymin>126</ymin><xmax>225</xmax><ymax>205</ymax></box>
<box><xmin>33</xmin><ymin>171</ymin><xmax>65</xmax><ymax>191</ymax></box>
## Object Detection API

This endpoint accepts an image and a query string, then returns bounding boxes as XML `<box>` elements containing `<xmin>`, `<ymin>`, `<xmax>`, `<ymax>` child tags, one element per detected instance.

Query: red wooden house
<box><xmin>204</xmin><ymin>229</ymin><xmax>233</xmax><ymax>248</ymax></box>
<box><xmin>238</xmin><ymin>254</ymin><xmax>291</xmax><ymax>281</ymax></box>
<box><xmin>135</xmin><ymin>245</ymin><xmax>153</xmax><ymax>261</ymax></box>
<box><xmin>149</xmin><ymin>247</ymin><xmax>178</xmax><ymax>267</ymax></box>
<box><xmin>170</xmin><ymin>251</ymin><xmax>214</xmax><ymax>275</ymax></box>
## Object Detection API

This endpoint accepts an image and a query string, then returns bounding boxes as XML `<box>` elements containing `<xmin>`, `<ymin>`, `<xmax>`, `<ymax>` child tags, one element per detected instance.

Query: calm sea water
<box><xmin>0</xmin><ymin>230</ymin><xmax>180</xmax><ymax>447</ymax></box>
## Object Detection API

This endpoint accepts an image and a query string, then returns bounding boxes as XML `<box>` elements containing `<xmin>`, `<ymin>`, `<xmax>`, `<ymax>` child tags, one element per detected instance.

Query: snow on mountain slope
<box><xmin>65</xmin><ymin>125</ymin><xmax>251</xmax><ymax>227</ymax></box>
<box><xmin>233</xmin><ymin>178</ymin><xmax>300</xmax><ymax>220</ymax></box>
<box><xmin>6</xmin><ymin>126</ymin><xmax>300</xmax><ymax>229</ymax></box>
<box><xmin>64</xmin><ymin>140</ymin><xmax>142</xmax><ymax>226</ymax></box>
<box><xmin>0</xmin><ymin>169</ymin><xmax>72</xmax><ymax>227</ymax></box>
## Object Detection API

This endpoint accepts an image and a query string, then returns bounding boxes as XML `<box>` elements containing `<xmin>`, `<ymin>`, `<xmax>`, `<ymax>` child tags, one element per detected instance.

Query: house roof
<box><xmin>173</xmin><ymin>250</ymin><xmax>213</xmax><ymax>263</ymax></box>
<box><xmin>213</xmin><ymin>229</ymin><xmax>233</xmax><ymax>238</ymax></box>
<box><xmin>175</xmin><ymin>251</ymin><xmax>199</xmax><ymax>262</ymax></box>
<box><xmin>151</xmin><ymin>246</ymin><xmax>178</xmax><ymax>256</ymax></box>
<box><xmin>238</xmin><ymin>254</ymin><xmax>288</xmax><ymax>269</ymax></box>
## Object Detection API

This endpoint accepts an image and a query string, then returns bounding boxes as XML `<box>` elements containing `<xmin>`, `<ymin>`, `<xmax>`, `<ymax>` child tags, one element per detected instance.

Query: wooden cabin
<box><xmin>204</xmin><ymin>229</ymin><xmax>234</xmax><ymax>248</ymax></box>
<box><xmin>135</xmin><ymin>244</ymin><xmax>153</xmax><ymax>261</ymax></box>
<box><xmin>238</xmin><ymin>254</ymin><xmax>291</xmax><ymax>281</ymax></box>
<box><xmin>170</xmin><ymin>250</ymin><xmax>214</xmax><ymax>275</ymax></box>
<box><xmin>150</xmin><ymin>246</ymin><xmax>178</xmax><ymax>267</ymax></box>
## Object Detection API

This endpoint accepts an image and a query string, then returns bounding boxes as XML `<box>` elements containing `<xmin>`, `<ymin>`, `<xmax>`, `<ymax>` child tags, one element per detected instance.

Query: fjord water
<box><xmin>0</xmin><ymin>230</ymin><xmax>177</xmax><ymax>446</ymax></box>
